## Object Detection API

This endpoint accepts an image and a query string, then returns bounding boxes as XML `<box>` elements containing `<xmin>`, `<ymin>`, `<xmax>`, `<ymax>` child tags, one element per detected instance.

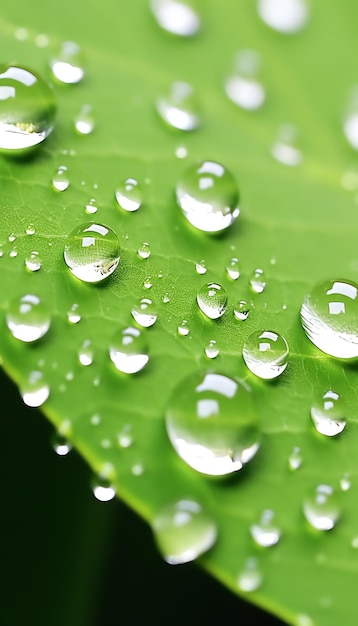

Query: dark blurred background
<box><xmin>1</xmin><ymin>368</ymin><xmax>285</xmax><ymax>626</ymax></box>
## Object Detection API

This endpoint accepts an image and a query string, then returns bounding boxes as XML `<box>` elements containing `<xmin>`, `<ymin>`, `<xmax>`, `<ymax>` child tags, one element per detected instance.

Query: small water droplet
<box><xmin>78</xmin><ymin>339</ymin><xmax>94</xmax><ymax>366</ymax></box>
<box><xmin>150</xmin><ymin>0</ymin><xmax>201</xmax><ymax>37</ymax></box>
<box><xmin>92</xmin><ymin>478</ymin><xmax>116</xmax><ymax>502</ymax></box>
<box><xmin>288</xmin><ymin>446</ymin><xmax>302</xmax><ymax>470</ymax></box>
<box><xmin>176</xmin><ymin>160</ymin><xmax>240</xmax><ymax>233</ymax></box>
<box><xmin>131</xmin><ymin>463</ymin><xmax>144</xmax><ymax>476</ymax></box>
<box><xmin>225</xmin><ymin>49</ymin><xmax>265</xmax><ymax>111</ymax></box>
<box><xmin>166</xmin><ymin>371</ymin><xmax>260</xmax><ymax>475</ymax></box>
<box><xmin>237</xmin><ymin>557</ymin><xmax>263</xmax><ymax>592</ymax></box>
<box><xmin>91</xmin><ymin>414</ymin><xmax>101</xmax><ymax>426</ymax></box>
<box><xmin>300</xmin><ymin>278</ymin><xmax>358</xmax><ymax>358</ymax></box>
<box><xmin>15</xmin><ymin>27</ymin><xmax>29</xmax><ymax>41</ymax></box>
<box><xmin>53</xmin><ymin>433</ymin><xmax>72</xmax><ymax>456</ymax></box>
<box><xmin>258</xmin><ymin>0</ymin><xmax>309</xmax><ymax>34</ymax></box>
<box><xmin>175</xmin><ymin>146</ymin><xmax>188</xmax><ymax>159</ymax></box>
<box><xmin>117</xmin><ymin>424</ymin><xmax>133</xmax><ymax>448</ymax></box>
<box><xmin>8</xmin><ymin>233</ymin><xmax>16</xmax><ymax>243</ymax></box>
<box><xmin>26</xmin><ymin>224</ymin><xmax>35</xmax><ymax>235</ymax></box>
<box><xmin>162</xmin><ymin>292</ymin><xmax>170</xmax><ymax>303</ymax></box>
<box><xmin>177</xmin><ymin>319</ymin><xmax>189</xmax><ymax>336</ymax></box>
<box><xmin>250</xmin><ymin>268</ymin><xmax>266</xmax><ymax>293</ymax></box>
<box><xmin>50</xmin><ymin>41</ymin><xmax>84</xmax><ymax>84</ymax></box>
<box><xmin>340</xmin><ymin>473</ymin><xmax>351</xmax><ymax>491</ymax></box>
<box><xmin>195</xmin><ymin>260</ymin><xmax>207</xmax><ymax>275</ymax></box>
<box><xmin>6</xmin><ymin>294</ymin><xmax>50</xmax><ymax>342</ymax></box>
<box><xmin>250</xmin><ymin>509</ymin><xmax>281</xmax><ymax>547</ymax></box>
<box><xmin>25</xmin><ymin>251</ymin><xmax>42</xmax><ymax>272</ymax></box>
<box><xmin>0</xmin><ymin>64</ymin><xmax>56</xmax><ymax>151</ymax></box>
<box><xmin>85</xmin><ymin>198</ymin><xmax>97</xmax><ymax>214</ymax></box>
<box><xmin>156</xmin><ymin>81</ymin><xmax>200</xmax><ymax>131</ymax></box>
<box><xmin>234</xmin><ymin>300</ymin><xmax>250</xmax><ymax>321</ymax></box>
<box><xmin>67</xmin><ymin>303</ymin><xmax>81</xmax><ymax>324</ymax></box>
<box><xmin>143</xmin><ymin>276</ymin><xmax>152</xmax><ymax>289</ymax></box>
<box><xmin>310</xmin><ymin>390</ymin><xmax>346</xmax><ymax>437</ymax></box>
<box><xmin>137</xmin><ymin>242</ymin><xmax>151</xmax><ymax>259</ymax></box>
<box><xmin>109</xmin><ymin>326</ymin><xmax>149</xmax><ymax>374</ymax></box>
<box><xmin>115</xmin><ymin>178</ymin><xmax>142</xmax><ymax>212</ymax></box>
<box><xmin>131</xmin><ymin>298</ymin><xmax>158</xmax><ymax>328</ymax></box>
<box><xmin>197</xmin><ymin>282</ymin><xmax>227</xmax><ymax>319</ymax></box>
<box><xmin>75</xmin><ymin>104</ymin><xmax>95</xmax><ymax>135</ymax></box>
<box><xmin>303</xmin><ymin>484</ymin><xmax>340</xmax><ymax>531</ymax></box>
<box><xmin>297</xmin><ymin>615</ymin><xmax>314</xmax><ymax>626</ymax></box>
<box><xmin>152</xmin><ymin>499</ymin><xmax>217</xmax><ymax>565</ymax></box>
<box><xmin>65</xmin><ymin>371</ymin><xmax>74</xmax><ymax>382</ymax></box>
<box><xmin>9</xmin><ymin>248</ymin><xmax>18</xmax><ymax>258</ymax></box>
<box><xmin>351</xmin><ymin>536</ymin><xmax>358</xmax><ymax>548</ymax></box>
<box><xmin>271</xmin><ymin>124</ymin><xmax>302</xmax><ymax>166</ymax></box>
<box><xmin>35</xmin><ymin>33</ymin><xmax>49</xmax><ymax>48</ymax></box>
<box><xmin>243</xmin><ymin>330</ymin><xmax>289</xmax><ymax>379</ymax></box>
<box><xmin>226</xmin><ymin>257</ymin><xmax>240</xmax><ymax>280</ymax></box>
<box><xmin>20</xmin><ymin>370</ymin><xmax>50</xmax><ymax>407</ymax></box>
<box><xmin>205</xmin><ymin>340</ymin><xmax>219</xmax><ymax>359</ymax></box>
<box><xmin>64</xmin><ymin>222</ymin><xmax>120</xmax><ymax>283</ymax></box>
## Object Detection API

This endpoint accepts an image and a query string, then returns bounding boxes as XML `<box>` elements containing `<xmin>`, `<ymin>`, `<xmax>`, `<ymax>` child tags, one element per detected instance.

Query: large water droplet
<box><xmin>237</xmin><ymin>557</ymin><xmax>263</xmax><ymax>592</ymax></box>
<box><xmin>303</xmin><ymin>484</ymin><xmax>340</xmax><ymax>531</ymax></box>
<box><xmin>75</xmin><ymin>104</ymin><xmax>95</xmax><ymax>135</ymax></box>
<box><xmin>226</xmin><ymin>257</ymin><xmax>240</xmax><ymax>280</ymax></box>
<box><xmin>109</xmin><ymin>326</ymin><xmax>149</xmax><ymax>374</ymax></box>
<box><xmin>197</xmin><ymin>282</ymin><xmax>227</xmax><ymax>319</ymax></box>
<box><xmin>52</xmin><ymin>165</ymin><xmax>69</xmax><ymax>191</ymax></box>
<box><xmin>6</xmin><ymin>294</ymin><xmax>50</xmax><ymax>342</ymax></box>
<box><xmin>131</xmin><ymin>298</ymin><xmax>158</xmax><ymax>328</ymax></box>
<box><xmin>225</xmin><ymin>50</ymin><xmax>265</xmax><ymax>111</ymax></box>
<box><xmin>152</xmin><ymin>499</ymin><xmax>217</xmax><ymax>565</ymax></box>
<box><xmin>50</xmin><ymin>41</ymin><xmax>84</xmax><ymax>84</ymax></box>
<box><xmin>243</xmin><ymin>330</ymin><xmax>289</xmax><ymax>379</ymax></box>
<box><xmin>165</xmin><ymin>371</ymin><xmax>260</xmax><ymax>475</ymax></box>
<box><xmin>310</xmin><ymin>390</ymin><xmax>346</xmax><ymax>437</ymax></box>
<box><xmin>25</xmin><ymin>251</ymin><xmax>42</xmax><ymax>272</ymax></box>
<box><xmin>176</xmin><ymin>160</ymin><xmax>240</xmax><ymax>233</ymax></box>
<box><xmin>64</xmin><ymin>222</ymin><xmax>120</xmax><ymax>283</ymax></box>
<box><xmin>300</xmin><ymin>278</ymin><xmax>358</xmax><ymax>358</ymax></box>
<box><xmin>20</xmin><ymin>370</ymin><xmax>50</xmax><ymax>407</ymax></box>
<box><xmin>150</xmin><ymin>0</ymin><xmax>201</xmax><ymax>37</ymax></box>
<box><xmin>271</xmin><ymin>124</ymin><xmax>302</xmax><ymax>166</ymax></box>
<box><xmin>156</xmin><ymin>81</ymin><xmax>199</xmax><ymax>131</ymax></box>
<box><xmin>249</xmin><ymin>268</ymin><xmax>266</xmax><ymax>293</ymax></box>
<box><xmin>258</xmin><ymin>0</ymin><xmax>309</xmax><ymax>34</ymax></box>
<box><xmin>0</xmin><ymin>64</ymin><xmax>56</xmax><ymax>151</ymax></box>
<box><xmin>115</xmin><ymin>178</ymin><xmax>142</xmax><ymax>212</ymax></box>
<box><xmin>234</xmin><ymin>300</ymin><xmax>250</xmax><ymax>321</ymax></box>
<box><xmin>250</xmin><ymin>509</ymin><xmax>281</xmax><ymax>547</ymax></box>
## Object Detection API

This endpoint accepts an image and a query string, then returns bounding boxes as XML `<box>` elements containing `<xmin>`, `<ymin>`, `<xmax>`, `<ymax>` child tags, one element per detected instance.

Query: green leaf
<box><xmin>1</xmin><ymin>1</ymin><xmax>358</xmax><ymax>624</ymax></box>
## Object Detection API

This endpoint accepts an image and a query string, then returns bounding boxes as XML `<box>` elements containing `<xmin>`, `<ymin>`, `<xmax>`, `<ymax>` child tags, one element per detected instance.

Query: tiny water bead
<box><xmin>205</xmin><ymin>340</ymin><xmax>219</xmax><ymax>359</ymax></box>
<box><xmin>152</xmin><ymin>499</ymin><xmax>217</xmax><ymax>565</ymax></box>
<box><xmin>6</xmin><ymin>294</ymin><xmax>50</xmax><ymax>342</ymax></box>
<box><xmin>250</xmin><ymin>510</ymin><xmax>281</xmax><ymax>547</ymax></box>
<box><xmin>340</xmin><ymin>473</ymin><xmax>351</xmax><ymax>491</ymax></box>
<box><xmin>25</xmin><ymin>251</ymin><xmax>42</xmax><ymax>272</ymax></box>
<box><xmin>115</xmin><ymin>178</ymin><xmax>142</xmax><ymax>212</ymax></box>
<box><xmin>176</xmin><ymin>160</ymin><xmax>240</xmax><ymax>233</ymax></box>
<box><xmin>109</xmin><ymin>326</ymin><xmax>149</xmax><ymax>374</ymax></box>
<box><xmin>67</xmin><ymin>303</ymin><xmax>81</xmax><ymax>324</ymax></box>
<box><xmin>143</xmin><ymin>276</ymin><xmax>153</xmax><ymax>289</ymax></box>
<box><xmin>75</xmin><ymin>104</ymin><xmax>95</xmax><ymax>135</ymax></box>
<box><xmin>271</xmin><ymin>124</ymin><xmax>302</xmax><ymax>167</ymax></box>
<box><xmin>300</xmin><ymin>278</ymin><xmax>358</xmax><ymax>358</ymax></box>
<box><xmin>92</xmin><ymin>477</ymin><xmax>116</xmax><ymax>502</ymax></box>
<box><xmin>288</xmin><ymin>446</ymin><xmax>302</xmax><ymax>470</ymax></box>
<box><xmin>237</xmin><ymin>557</ymin><xmax>263</xmax><ymax>593</ymax></box>
<box><xmin>85</xmin><ymin>198</ymin><xmax>97</xmax><ymax>215</ymax></box>
<box><xmin>249</xmin><ymin>268</ymin><xmax>266</xmax><ymax>293</ymax></box>
<box><xmin>117</xmin><ymin>424</ymin><xmax>133</xmax><ymax>448</ymax></box>
<box><xmin>137</xmin><ymin>242</ymin><xmax>151</xmax><ymax>259</ymax></box>
<box><xmin>64</xmin><ymin>222</ymin><xmax>120</xmax><ymax>283</ymax></box>
<box><xmin>195</xmin><ymin>259</ymin><xmax>207</xmax><ymax>275</ymax></box>
<box><xmin>26</xmin><ymin>224</ymin><xmax>35</xmax><ymax>235</ymax></box>
<box><xmin>156</xmin><ymin>81</ymin><xmax>199</xmax><ymax>131</ymax></box>
<box><xmin>150</xmin><ymin>0</ymin><xmax>201</xmax><ymax>37</ymax></box>
<box><xmin>197</xmin><ymin>282</ymin><xmax>227</xmax><ymax>319</ymax></box>
<box><xmin>8</xmin><ymin>233</ymin><xmax>16</xmax><ymax>243</ymax></box>
<box><xmin>52</xmin><ymin>165</ymin><xmax>69</xmax><ymax>191</ymax></box>
<box><xmin>257</xmin><ymin>0</ymin><xmax>309</xmax><ymax>34</ymax></box>
<box><xmin>310</xmin><ymin>390</ymin><xmax>346</xmax><ymax>437</ymax></box>
<box><xmin>242</xmin><ymin>330</ymin><xmax>289</xmax><ymax>380</ymax></box>
<box><xmin>50</xmin><ymin>41</ymin><xmax>84</xmax><ymax>84</ymax></box>
<box><xmin>234</xmin><ymin>300</ymin><xmax>250</xmax><ymax>321</ymax></box>
<box><xmin>165</xmin><ymin>371</ymin><xmax>260</xmax><ymax>476</ymax></box>
<box><xmin>0</xmin><ymin>64</ymin><xmax>56</xmax><ymax>151</ymax></box>
<box><xmin>131</xmin><ymin>298</ymin><xmax>158</xmax><ymax>328</ymax></box>
<box><xmin>20</xmin><ymin>371</ymin><xmax>50</xmax><ymax>407</ymax></box>
<box><xmin>225</xmin><ymin>49</ymin><xmax>265</xmax><ymax>111</ymax></box>
<box><xmin>303</xmin><ymin>484</ymin><xmax>341</xmax><ymax>531</ymax></box>
<box><xmin>226</xmin><ymin>257</ymin><xmax>240</xmax><ymax>280</ymax></box>
<box><xmin>53</xmin><ymin>433</ymin><xmax>72</xmax><ymax>456</ymax></box>
<box><xmin>78</xmin><ymin>340</ymin><xmax>94</xmax><ymax>366</ymax></box>
<box><xmin>177</xmin><ymin>320</ymin><xmax>190</xmax><ymax>336</ymax></box>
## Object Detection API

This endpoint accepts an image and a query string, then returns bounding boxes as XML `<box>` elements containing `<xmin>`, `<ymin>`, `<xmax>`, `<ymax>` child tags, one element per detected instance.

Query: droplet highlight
<box><xmin>150</xmin><ymin>0</ymin><xmax>201</xmax><ymax>37</ymax></box>
<box><xmin>258</xmin><ymin>0</ymin><xmax>309</xmax><ymax>34</ymax></box>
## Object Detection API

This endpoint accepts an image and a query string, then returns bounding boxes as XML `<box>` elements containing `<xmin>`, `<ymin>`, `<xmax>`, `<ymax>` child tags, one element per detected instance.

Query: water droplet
<box><xmin>91</xmin><ymin>414</ymin><xmax>101</xmax><ymax>426</ymax></box>
<box><xmin>303</xmin><ymin>484</ymin><xmax>340</xmax><ymax>531</ymax></box>
<box><xmin>75</xmin><ymin>104</ymin><xmax>95</xmax><ymax>135</ymax></box>
<box><xmin>195</xmin><ymin>260</ymin><xmax>207</xmax><ymax>275</ymax></box>
<box><xmin>92</xmin><ymin>478</ymin><xmax>116</xmax><ymax>502</ymax></box>
<box><xmin>237</xmin><ymin>557</ymin><xmax>263</xmax><ymax>592</ymax></box>
<box><xmin>340</xmin><ymin>473</ymin><xmax>351</xmax><ymax>491</ymax></box>
<box><xmin>205</xmin><ymin>340</ymin><xmax>219</xmax><ymax>359</ymax></box>
<box><xmin>175</xmin><ymin>146</ymin><xmax>188</xmax><ymax>159</ymax></box>
<box><xmin>131</xmin><ymin>298</ymin><xmax>158</xmax><ymax>328</ymax></box>
<box><xmin>26</xmin><ymin>224</ymin><xmax>35</xmax><ymax>235</ymax></box>
<box><xmin>85</xmin><ymin>198</ymin><xmax>97</xmax><ymax>214</ymax></box>
<box><xmin>67</xmin><ymin>303</ymin><xmax>81</xmax><ymax>324</ymax></box>
<box><xmin>176</xmin><ymin>160</ymin><xmax>240</xmax><ymax>233</ymax></box>
<box><xmin>78</xmin><ymin>339</ymin><xmax>94</xmax><ymax>366</ymax></box>
<box><xmin>35</xmin><ymin>33</ymin><xmax>49</xmax><ymax>48</ymax></box>
<box><xmin>52</xmin><ymin>165</ymin><xmax>69</xmax><ymax>192</ymax></box>
<box><xmin>271</xmin><ymin>124</ymin><xmax>302</xmax><ymax>167</ymax></box>
<box><xmin>166</xmin><ymin>371</ymin><xmax>260</xmax><ymax>475</ymax></box>
<box><xmin>137</xmin><ymin>242</ymin><xmax>151</xmax><ymax>259</ymax></box>
<box><xmin>156</xmin><ymin>81</ymin><xmax>199</xmax><ymax>131</ymax></box>
<box><xmin>143</xmin><ymin>276</ymin><xmax>152</xmax><ymax>289</ymax></box>
<box><xmin>0</xmin><ymin>64</ymin><xmax>56</xmax><ymax>151</ymax></box>
<box><xmin>131</xmin><ymin>463</ymin><xmax>144</xmax><ymax>476</ymax></box>
<box><xmin>288</xmin><ymin>446</ymin><xmax>302</xmax><ymax>470</ymax></box>
<box><xmin>8</xmin><ymin>233</ymin><xmax>16</xmax><ymax>243</ymax></box>
<box><xmin>343</xmin><ymin>87</ymin><xmax>358</xmax><ymax>150</ymax></box>
<box><xmin>117</xmin><ymin>424</ymin><xmax>133</xmax><ymax>448</ymax></box>
<box><xmin>250</xmin><ymin>268</ymin><xmax>266</xmax><ymax>293</ymax></box>
<box><xmin>297</xmin><ymin>615</ymin><xmax>314</xmax><ymax>626</ymax></box>
<box><xmin>115</xmin><ymin>178</ymin><xmax>142</xmax><ymax>212</ymax></box>
<box><xmin>20</xmin><ymin>370</ymin><xmax>50</xmax><ymax>407</ymax></box>
<box><xmin>150</xmin><ymin>0</ymin><xmax>201</xmax><ymax>37</ymax></box>
<box><xmin>109</xmin><ymin>326</ymin><xmax>149</xmax><ymax>374</ymax></box>
<box><xmin>310</xmin><ymin>390</ymin><xmax>346</xmax><ymax>437</ymax></box>
<box><xmin>9</xmin><ymin>248</ymin><xmax>18</xmax><ymax>258</ymax></box>
<box><xmin>53</xmin><ymin>433</ymin><xmax>72</xmax><ymax>456</ymax></box>
<box><xmin>243</xmin><ymin>330</ymin><xmax>289</xmax><ymax>380</ymax></box>
<box><xmin>64</xmin><ymin>222</ymin><xmax>120</xmax><ymax>283</ymax></box>
<box><xmin>300</xmin><ymin>278</ymin><xmax>358</xmax><ymax>358</ymax></box>
<box><xmin>152</xmin><ymin>499</ymin><xmax>217</xmax><ymax>565</ymax></box>
<box><xmin>6</xmin><ymin>294</ymin><xmax>50</xmax><ymax>342</ymax></box>
<box><xmin>225</xmin><ymin>50</ymin><xmax>265</xmax><ymax>111</ymax></box>
<box><xmin>352</xmin><ymin>536</ymin><xmax>358</xmax><ymax>548</ymax></box>
<box><xmin>197</xmin><ymin>282</ymin><xmax>227</xmax><ymax>319</ymax></box>
<box><xmin>234</xmin><ymin>300</ymin><xmax>250</xmax><ymax>321</ymax></box>
<box><xmin>177</xmin><ymin>320</ymin><xmax>190</xmax><ymax>336</ymax></box>
<box><xmin>250</xmin><ymin>509</ymin><xmax>281</xmax><ymax>547</ymax></box>
<box><xmin>50</xmin><ymin>41</ymin><xmax>84</xmax><ymax>84</ymax></box>
<box><xmin>258</xmin><ymin>0</ymin><xmax>309</xmax><ymax>34</ymax></box>
<box><xmin>15</xmin><ymin>27</ymin><xmax>28</xmax><ymax>41</ymax></box>
<box><xmin>226</xmin><ymin>257</ymin><xmax>240</xmax><ymax>280</ymax></box>
<box><xmin>162</xmin><ymin>292</ymin><xmax>170</xmax><ymax>304</ymax></box>
<box><xmin>25</xmin><ymin>251</ymin><xmax>42</xmax><ymax>272</ymax></box>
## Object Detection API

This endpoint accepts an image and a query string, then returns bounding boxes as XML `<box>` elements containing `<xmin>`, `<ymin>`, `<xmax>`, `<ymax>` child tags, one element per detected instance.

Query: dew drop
<box><xmin>226</xmin><ymin>257</ymin><xmax>240</xmax><ymax>280</ymax></box>
<box><xmin>26</xmin><ymin>224</ymin><xmax>35</xmax><ymax>235</ymax></box>
<box><xmin>53</xmin><ymin>433</ymin><xmax>72</xmax><ymax>456</ymax></box>
<box><xmin>175</xmin><ymin>146</ymin><xmax>188</xmax><ymax>159</ymax></box>
<box><xmin>310</xmin><ymin>390</ymin><xmax>346</xmax><ymax>437</ymax></box>
<box><xmin>150</xmin><ymin>0</ymin><xmax>201</xmax><ymax>37</ymax></box>
<box><xmin>92</xmin><ymin>478</ymin><xmax>116</xmax><ymax>502</ymax></box>
<box><xmin>75</xmin><ymin>104</ymin><xmax>95</xmax><ymax>135</ymax></box>
<box><xmin>9</xmin><ymin>248</ymin><xmax>18</xmax><ymax>258</ymax></box>
<box><xmin>340</xmin><ymin>473</ymin><xmax>351</xmax><ymax>491</ymax></box>
<box><xmin>131</xmin><ymin>463</ymin><xmax>144</xmax><ymax>476</ymax></box>
<box><xmin>109</xmin><ymin>326</ymin><xmax>149</xmax><ymax>374</ymax></box>
<box><xmin>177</xmin><ymin>319</ymin><xmax>190</xmax><ymax>336</ymax></box>
<box><xmin>0</xmin><ymin>64</ymin><xmax>56</xmax><ymax>151</ymax></box>
<box><xmin>225</xmin><ymin>50</ymin><xmax>265</xmax><ymax>111</ymax></box>
<box><xmin>91</xmin><ymin>414</ymin><xmax>101</xmax><ymax>426</ymax></box>
<box><xmin>197</xmin><ymin>282</ymin><xmax>227</xmax><ymax>319</ymax></box>
<box><xmin>64</xmin><ymin>222</ymin><xmax>120</xmax><ymax>283</ymax></box>
<box><xmin>162</xmin><ymin>292</ymin><xmax>170</xmax><ymax>304</ymax></box>
<box><xmin>6</xmin><ymin>294</ymin><xmax>50</xmax><ymax>342</ymax></box>
<box><xmin>8</xmin><ymin>233</ymin><xmax>16</xmax><ymax>243</ymax></box>
<box><xmin>271</xmin><ymin>124</ymin><xmax>302</xmax><ymax>167</ymax></box>
<box><xmin>137</xmin><ymin>242</ymin><xmax>151</xmax><ymax>259</ymax></box>
<box><xmin>300</xmin><ymin>278</ymin><xmax>358</xmax><ymax>358</ymax></box>
<box><xmin>288</xmin><ymin>446</ymin><xmax>302</xmax><ymax>470</ymax></box>
<box><xmin>35</xmin><ymin>33</ymin><xmax>49</xmax><ymax>48</ymax></box>
<box><xmin>303</xmin><ymin>484</ymin><xmax>341</xmax><ymax>531</ymax></box>
<box><xmin>131</xmin><ymin>297</ymin><xmax>158</xmax><ymax>328</ymax></box>
<box><xmin>234</xmin><ymin>300</ymin><xmax>250</xmax><ymax>321</ymax></box>
<box><xmin>250</xmin><ymin>268</ymin><xmax>266</xmax><ymax>293</ymax></box>
<box><xmin>143</xmin><ymin>276</ymin><xmax>152</xmax><ymax>289</ymax></box>
<box><xmin>15</xmin><ymin>27</ymin><xmax>29</xmax><ymax>41</ymax></box>
<box><xmin>85</xmin><ymin>198</ymin><xmax>97</xmax><ymax>214</ymax></box>
<box><xmin>195</xmin><ymin>260</ymin><xmax>207</xmax><ymax>275</ymax></box>
<box><xmin>50</xmin><ymin>41</ymin><xmax>84</xmax><ymax>84</ymax></box>
<box><xmin>67</xmin><ymin>303</ymin><xmax>81</xmax><ymax>324</ymax></box>
<box><xmin>115</xmin><ymin>178</ymin><xmax>142</xmax><ymax>212</ymax></box>
<box><xmin>165</xmin><ymin>371</ymin><xmax>260</xmax><ymax>476</ymax></box>
<box><xmin>78</xmin><ymin>339</ymin><xmax>94</xmax><ymax>366</ymax></box>
<box><xmin>156</xmin><ymin>81</ymin><xmax>200</xmax><ymax>131</ymax></box>
<box><xmin>243</xmin><ymin>330</ymin><xmax>289</xmax><ymax>380</ymax></box>
<box><xmin>152</xmin><ymin>499</ymin><xmax>217</xmax><ymax>565</ymax></box>
<box><xmin>117</xmin><ymin>424</ymin><xmax>133</xmax><ymax>448</ymax></box>
<box><xmin>258</xmin><ymin>0</ymin><xmax>309</xmax><ymax>34</ymax></box>
<box><xmin>352</xmin><ymin>536</ymin><xmax>358</xmax><ymax>548</ymax></box>
<box><xmin>176</xmin><ymin>160</ymin><xmax>240</xmax><ymax>233</ymax></box>
<box><xmin>25</xmin><ymin>251</ymin><xmax>42</xmax><ymax>272</ymax></box>
<box><xmin>237</xmin><ymin>557</ymin><xmax>263</xmax><ymax>592</ymax></box>
<box><xmin>205</xmin><ymin>340</ymin><xmax>219</xmax><ymax>359</ymax></box>
<box><xmin>250</xmin><ymin>509</ymin><xmax>281</xmax><ymax>547</ymax></box>
<box><xmin>52</xmin><ymin>165</ymin><xmax>69</xmax><ymax>191</ymax></box>
<box><xmin>20</xmin><ymin>370</ymin><xmax>50</xmax><ymax>407</ymax></box>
